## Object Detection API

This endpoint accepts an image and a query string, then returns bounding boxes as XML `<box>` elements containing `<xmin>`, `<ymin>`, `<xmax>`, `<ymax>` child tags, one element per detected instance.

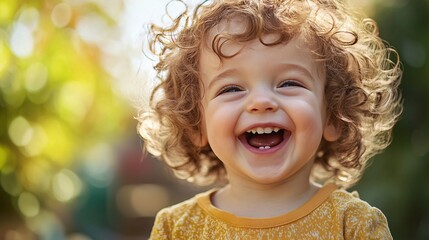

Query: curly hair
<box><xmin>137</xmin><ymin>0</ymin><xmax>402</xmax><ymax>188</ymax></box>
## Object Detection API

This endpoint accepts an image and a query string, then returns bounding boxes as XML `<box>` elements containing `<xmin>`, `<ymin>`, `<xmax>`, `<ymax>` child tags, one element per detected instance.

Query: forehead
<box><xmin>199</xmin><ymin>39</ymin><xmax>326</xmax><ymax>93</ymax></box>
<box><xmin>200</xmin><ymin>36</ymin><xmax>321</xmax><ymax>70</ymax></box>
<box><xmin>198</xmin><ymin>12</ymin><xmax>327</xmax><ymax>81</ymax></box>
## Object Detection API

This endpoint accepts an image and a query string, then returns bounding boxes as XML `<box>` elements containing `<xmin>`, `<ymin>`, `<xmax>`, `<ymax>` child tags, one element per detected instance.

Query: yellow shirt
<box><xmin>149</xmin><ymin>184</ymin><xmax>392</xmax><ymax>239</ymax></box>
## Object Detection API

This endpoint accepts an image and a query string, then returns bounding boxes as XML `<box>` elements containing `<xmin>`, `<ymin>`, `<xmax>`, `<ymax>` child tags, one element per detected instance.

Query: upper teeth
<box><xmin>246</xmin><ymin>127</ymin><xmax>280</xmax><ymax>134</ymax></box>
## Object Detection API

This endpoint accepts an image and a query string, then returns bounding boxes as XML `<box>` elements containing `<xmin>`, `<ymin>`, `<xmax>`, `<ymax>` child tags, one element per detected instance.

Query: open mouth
<box><xmin>239</xmin><ymin>127</ymin><xmax>290</xmax><ymax>150</ymax></box>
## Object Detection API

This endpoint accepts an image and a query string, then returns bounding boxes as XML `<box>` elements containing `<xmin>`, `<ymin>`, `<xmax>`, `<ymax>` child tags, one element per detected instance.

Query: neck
<box><xmin>212</xmin><ymin>162</ymin><xmax>319</xmax><ymax>218</ymax></box>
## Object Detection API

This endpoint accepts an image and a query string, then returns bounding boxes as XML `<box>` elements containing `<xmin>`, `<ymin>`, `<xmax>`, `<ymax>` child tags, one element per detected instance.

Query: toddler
<box><xmin>138</xmin><ymin>0</ymin><xmax>402</xmax><ymax>239</ymax></box>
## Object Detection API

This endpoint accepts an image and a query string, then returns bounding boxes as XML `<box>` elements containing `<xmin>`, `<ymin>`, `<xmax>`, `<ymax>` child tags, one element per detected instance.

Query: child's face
<box><xmin>198</xmin><ymin>22</ymin><xmax>338</xmax><ymax>185</ymax></box>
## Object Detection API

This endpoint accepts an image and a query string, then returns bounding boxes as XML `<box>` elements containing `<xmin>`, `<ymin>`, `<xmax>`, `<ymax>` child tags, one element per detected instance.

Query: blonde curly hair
<box><xmin>137</xmin><ymin>0</ymin><xmax>402</xmax><ymax>188</ymax></box>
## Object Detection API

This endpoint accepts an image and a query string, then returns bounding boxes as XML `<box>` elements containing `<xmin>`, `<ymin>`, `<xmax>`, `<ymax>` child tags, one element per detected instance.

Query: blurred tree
<box><xmin>0</xmin><ymin>0</ymin><xmax>134</xmax><ymax>238</ymax></box>
<box><xmin>352</xmin><ymin>1</ymin><xmax>429</xmax><ymax>240</ymax></box>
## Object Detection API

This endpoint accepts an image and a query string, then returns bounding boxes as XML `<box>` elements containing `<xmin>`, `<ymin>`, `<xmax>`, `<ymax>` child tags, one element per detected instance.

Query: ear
<box><xmin>323</xmin><ymin>120</ymin><xmax>341</xmax><ymax>142</ymax></box>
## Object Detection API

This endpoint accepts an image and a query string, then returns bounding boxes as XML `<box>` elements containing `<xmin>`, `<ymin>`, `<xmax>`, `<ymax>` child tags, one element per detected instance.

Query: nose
<box><xmin>246</xmin><ymin>90</ymin><xmax>279</xmax><ymax>113</ymax></box>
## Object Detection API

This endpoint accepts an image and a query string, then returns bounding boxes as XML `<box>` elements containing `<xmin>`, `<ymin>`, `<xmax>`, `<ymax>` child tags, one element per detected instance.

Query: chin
<box><xmin>247</xmin><ymin>171</ymin><xmax>294</xmax><ymax>185</ymax></box>
<box><xmin>245</xmin><ymin>162</ymin><xmax>310</xmax><ymax>185</ymax></box>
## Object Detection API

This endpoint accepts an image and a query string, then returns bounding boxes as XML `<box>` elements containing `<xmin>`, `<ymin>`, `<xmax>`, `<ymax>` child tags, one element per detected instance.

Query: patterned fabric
<box><xmin>149</xmin><ymin>184</ymin><xmax>392</xmax><ymax>239</ymax></box>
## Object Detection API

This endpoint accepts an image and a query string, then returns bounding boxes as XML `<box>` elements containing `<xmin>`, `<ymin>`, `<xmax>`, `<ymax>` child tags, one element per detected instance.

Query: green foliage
<box><xmin>353</xmin><ymin>1</ymin><xmax>429</xmax><ymax>240</ymax></box>
<box><xmin>0</xmin><ymin>0</ymin><xmax>132</xmax><ymax>232</ymax></box>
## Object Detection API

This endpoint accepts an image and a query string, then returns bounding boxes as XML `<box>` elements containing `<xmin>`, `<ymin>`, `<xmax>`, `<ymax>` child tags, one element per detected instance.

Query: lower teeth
<box><xmin>259</xmin><ymin>146</ymin><xmax>271</xmax><ymax>150</ymax></box>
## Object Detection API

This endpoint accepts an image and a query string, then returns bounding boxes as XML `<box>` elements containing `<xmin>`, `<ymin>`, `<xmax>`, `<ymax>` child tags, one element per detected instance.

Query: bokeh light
<box><xmin>81</xmin><ymin>143</ymin><xmax>116</xmax><ymax>188</ymax></box>
<box><xmin>8</xmin><ymin>116</ymin><xmax>33</xmax><ymax>147</ymax></box>
<box><xmin>116</xmin><ymin>184</ymin><xmax>170</xmax><ymax>218</ymax></box>
<box><xmin>9</xmin><ymin>7</ymin><xmax>39</xmax><ymax>58</ymax></box>
<box><xmin>24</xmin><ymin>63</ymin><xmax>48</xmax><ymax>93</ymax></box>
<box><xmin>52</xmin><ymin>169</ymin><xmax>82</xmax><ymax>202</ymax></box>
<box><xmin>51</xmin><ymin>3</ymin><xmax>72</xmax><ymax>28</ymax></box>
<box><xmin>18</xmin><ymin>192</ymin><xmax>40</xmax><ymax>218</ymax></box>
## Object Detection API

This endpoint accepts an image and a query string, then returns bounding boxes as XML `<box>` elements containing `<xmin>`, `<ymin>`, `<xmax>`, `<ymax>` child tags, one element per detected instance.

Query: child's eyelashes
<box><xmin>216</xmin><ymin>85</ymin><xmax>244</xmax><ymax>96</ymax></box>
<box><xmin>277</xmin><ymin>80</ymin><xmax>305</xmax><ymax>88</ymax></box>
<box><xmin>215</xmin><ymin>80</ymin><xmax>306</xmax><ymax>97</ymax></box>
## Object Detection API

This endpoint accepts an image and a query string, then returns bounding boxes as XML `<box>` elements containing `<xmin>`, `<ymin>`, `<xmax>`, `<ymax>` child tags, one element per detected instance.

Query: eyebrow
<box><xmin>206</xmin><ymin>62</ymin><xmax>319</xmax><ymax>89</ymax></box>
<box><xmin>207</xmin><ymin>68</ymin><xmax>240</xmax><ymax>90</ymax></box>
<box><xmin>275</xmin><ymin>63</ymin><xmax>317</xmax><ymax>81</ymax></box>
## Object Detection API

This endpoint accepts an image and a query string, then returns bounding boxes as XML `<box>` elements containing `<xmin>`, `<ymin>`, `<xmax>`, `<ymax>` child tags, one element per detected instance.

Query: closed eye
<box><xmin>278</xmin><ymin>80</ymin><xmax>305</xmax><ymax>88</ymax></box>
<box><xmin>216</xmin><ymin>85</ymin><xmax>244</xmax><ymax>96</ymax></box>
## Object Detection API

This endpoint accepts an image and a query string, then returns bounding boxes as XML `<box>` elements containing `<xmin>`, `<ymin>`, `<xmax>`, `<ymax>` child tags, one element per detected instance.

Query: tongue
<box><xmin>247</xmin><ymin>132</ymin><xmax>283</xmax><ymax>148</ymax></box>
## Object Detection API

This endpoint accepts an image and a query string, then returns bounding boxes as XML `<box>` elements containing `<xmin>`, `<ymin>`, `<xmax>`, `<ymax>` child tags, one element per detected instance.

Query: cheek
<box><xmin>204</xmin><ymin>107</ymin><xmax>224</xmax><ymax>135</ymax></box>
<box><xmin>291</xmin><ymin>99</ymin><xmax>325</xmax><ymax>136</ymax></box>
<box><xmin>204</xmin><ymin>104</ymin><xmax>239</xmax><ymax>142</ymax></box>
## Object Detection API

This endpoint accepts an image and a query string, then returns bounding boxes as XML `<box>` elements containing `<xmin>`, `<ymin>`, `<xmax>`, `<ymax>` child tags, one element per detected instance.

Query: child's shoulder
<box><xmin>324</xmin><ymin>188</ymin><xmax>392</xmax><ymax>239</ymax></box>
<box><xmin>328</xmin><ymin>188</ymin><xmax>381</xmax><ymax>214</ymax></box>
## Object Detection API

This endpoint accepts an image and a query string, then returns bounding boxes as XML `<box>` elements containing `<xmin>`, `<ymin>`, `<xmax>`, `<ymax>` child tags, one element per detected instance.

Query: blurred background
<box><xmin>0</xmin><ymin>0</ymin><xmax>427</xmax><ymax>239</ymax></box>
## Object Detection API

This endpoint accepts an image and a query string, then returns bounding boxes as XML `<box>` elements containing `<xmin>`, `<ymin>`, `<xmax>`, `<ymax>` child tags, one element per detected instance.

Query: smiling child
<box><xmin>138</xmin><ymin>0</ymin><xmax>402</xmax><ymax>239</ymax></box>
